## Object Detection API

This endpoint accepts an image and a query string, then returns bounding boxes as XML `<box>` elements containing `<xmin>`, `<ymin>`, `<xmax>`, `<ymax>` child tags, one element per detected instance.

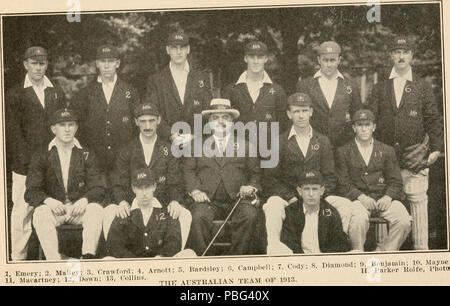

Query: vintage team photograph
<box><xmin>1</xmin><ymin>0</ymin><xmax>447</xmax><ymax>264</ymax></box>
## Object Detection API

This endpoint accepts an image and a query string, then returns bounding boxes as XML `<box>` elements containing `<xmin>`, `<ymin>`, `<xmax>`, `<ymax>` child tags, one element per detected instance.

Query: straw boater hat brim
<box><xmin>201</xmin><ymin>99</ymin><xmax>240</xmax><ymax>119</ymax></box>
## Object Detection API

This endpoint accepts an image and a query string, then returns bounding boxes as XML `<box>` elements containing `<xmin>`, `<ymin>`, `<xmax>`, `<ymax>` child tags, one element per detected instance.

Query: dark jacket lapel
<box><xmin>48</xmin><ymin>147</ymin><xmax>64</xmax><ymax>191</ymax></box>
<box><xmin>130</xmin><ymin>209</ymin><xmax>145</xmax><ymax>231</ymax></box>
<box><xmin>330</xmin><ymin>78</ymin><xmax>345</xmax><ymax>110</ymax></box>
<box><xmin>318</xmin><ymin>203</ymin><xmax>329</xmax><ymax>250</ymax></box>
<box><xmin>397</xmin><ymin>78</ymin><xmax>414</xmax><ymax>111</ymax></box>
<box><xmin>311</xmin><ymin>78</ymin><xmax>330</xmax><ymax>112</ymax></box>
<box><xmin>148</xmin><ymin>138</ymin><xmax>163</xmax><ymax>169</ymax></box>
<box><xmin>108</xmin><ymin>77</ymin><xmax>122</xmax><ymax>109</ymax></box>
<box><xmin>94</xmin><ymin>81</ymin><xmax>109</xmax><ymax>109</ymax></box>
<box><xmin>286</xmin><ymin>131</ymin><xmax>306</xmax><ymax>160</ymax></box>
<box><xmin>304</xmin><ymin>132</ymin><xmax>319</xmax><ymax>163</ymax></box>
<box><xmin>67</xmin><ymin>147</ymin><xmax>81</xmax><ymax>193</ymax></box>
<box><xmin>164</xmin><ymin>67</ymin><xmax>183</xmax><ymax>107</ymax></box>
<box><xmin>389</xmin><ymin>80</ymin><xmax>399</xmax><ymax>113</ymax></box>
<box><xmin>25</xmin><ymin>87</ymin><xmax>44</xmax><ymax>111</ymax></box>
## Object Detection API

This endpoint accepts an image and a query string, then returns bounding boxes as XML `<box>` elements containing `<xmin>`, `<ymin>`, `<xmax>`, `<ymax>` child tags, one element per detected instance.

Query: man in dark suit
<box><xmin>367</xmin><ymin>37</ymin><xmax>443</xmax><ymax>250</ymax></box>
<box><xmin>183</xmin><ymin>99</ymin><xmax>262</xmax><ymax>255</ymax></box>
<box><xmin>280</xmin><ymin>170</ymin><xmax>351</xmax><ymax>254</ymax></box>
<box><xmin>106</xmin><ymin>168</ymin><xmax>183</xmax><ymax>258</ymax></box>
<box><xmin>296</xmin><ymin>41</ymin><xmax>363</xmax><ymax>149</ymax></box>
<box><xmin>263</xmin><ymin>93</ymin><xmax>364</xmax><ymax>254</ymax></box>
<box><xmin>103</xmin><ymin>103</ymin><xmax>191</xmax><ymax>249</ymax></box>
<box><xmin>222</xmin><ymin>40</ymin><xmax>289</xmax><ymax>137</ymax></box>
<box><xmin>336</xmin><ymin>109</ymin><xmax>411</xmax><ymax>251</ymax></box>
<box><xmin>25</xmin><ymin>109</ymin><xmax>105</xmax><ymax>260</ymax></box>
<box><xmin>72</xmin><ymin>45</ymin><xmax>140</xmax><ymax>201</ymax></box>
<box><xmin>6</xmin><ymin>46</ymin><xmax>66</xmax><ymax>261</ymax></box>
<box><xmin>145</xmin><ymin>32</ymin><xmax>212</xmax><ymax>145</ymax></box>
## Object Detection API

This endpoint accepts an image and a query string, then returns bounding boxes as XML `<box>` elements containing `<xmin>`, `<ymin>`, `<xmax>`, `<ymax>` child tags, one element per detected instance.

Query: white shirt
<box><xmin>389</xmin><ymin>67</ymin><xmax>413</xmax><ymax>108</ymax></box>
<box><xmin>301</xmin><ymin>205</ymin><xmax>321</xmax><ymax>254</ymax></box>
<box><xmin>97</xmin><ymin>74</ymin><xmax>117</xmax><ymax>104</ymax></box>
<box><xmin>170</xmin><ymin>61</ymin><xmax>190</xmax><ymax>104</ymax></box>
<box><xmin>213</xmin><ymin>134</ymin><xmax>231</xmax><ymax>156</ymax></box>
<box><xmin>131</xmin><ymin>197</ymin><xmax>163</xmax><ymax>227</ymax></box>
<box><xmin>355</xmin><ymin>138</ymin><xmax>374</xmax><ymax>166</ymax></box>
<box><xmin>314</xmin><ymin>70</ymin><xmax>345</xmax><ymax>109</ymax></box>
<box><xmin>48</xmin><ymin>137</ymin><xmax>83</xmax><ymax>193</ymax></box>
<box><xmin>140</xmin><ymin>134</ymin><xmax>158</xmax><ymax>166</ymax></box>
<box><xmin>288</xmin><ymin>125</ymin><xmax>313</xmax><ymax>157</ymax></box>
<box><xmin>236</xmin><ymin>70</ymin><xmax>273</xmax><ymax>103</ymax></box>
<box><xmin>24</xmin><ymin>74</ymin><xmax>54</xmax><ymax>109</ymax></box>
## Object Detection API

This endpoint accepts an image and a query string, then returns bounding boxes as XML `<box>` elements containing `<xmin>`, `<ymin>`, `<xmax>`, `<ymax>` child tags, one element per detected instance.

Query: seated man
<box><xmin>103</xmin><ymin>102</ymin><xmax>191</xmax><ymax>249</ymax></box>
<box><xmin>263</xmin><ymin>93</ymin><xmax>365</xmax><ymax>254</ymax></box>
<box><xmin>183</xmin><ymin>98</ymin><xmax>261</xmax><ymax>256</ymax></box>
<box><xmin>106</xmin><ymin>168</ymin><xmax>182</xmax><ymax>258</ymax></box>
<box><xmin>281</xmin><ymin>171</ymin><xmax>351</xmax><ymax>254</ymax></box>
<box><xmin>25</xmin><ymin>109</ymin><xmax>105</xmax><ymax>260</ymax></box>
<box><xmin>336</xmin><ymin>109</ymin><xmax>412</xmax><ymax>251</ymax></box>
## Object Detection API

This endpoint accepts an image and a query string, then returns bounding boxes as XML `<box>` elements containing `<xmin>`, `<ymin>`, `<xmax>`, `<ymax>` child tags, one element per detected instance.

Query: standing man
<box><xmin>183</xmin><ymin>99</ymin><xmax>262</xmax><ymax>256</ymax></box>
<box><xmin>336</xmin><ymin>110</ymin><xmax>412</xmax><ymax>252</ymax></box>
<box><xmin>72</xmin><ymin>45</ymin><xmax>140</xmax><ymax>202</ymax></box>
<box><xmin>25</xmin><ymin>109</ymin><xmax>105</xmax><ymax>260</ymax></box>
<box><xmin>368</xmin><ymin>37</ymin><xmax>443</xmax><ymax>250</ymax></box>
<box><xmin>103</xmin><ymin>103</ymin><xmax>191</xmax><ymax>249</ymax></box>
<box><xmin>145</xmin><ymin>32</ymin><xmax>212</xmax><ymax>146</ymax></box>
<box><xmin>222</xmin><ymin>40</ymin><xmax>289</xmax><ymax>135</ymax></box>
<box><xmin>263</xmin><ymin>93</ymin><xmax>365</xmax><ymax>254</ymax></box>
<box><xmin>280</xmin><ymin>171</ymin><xmax>351</xmax><ymax>254</ymax></box>
<box><xmin>6</xmin><ymin>46</ymin><xmax>66</xmax><ymax>261</ymax></box>
<box><xmin>296</xmin><ymin>41</ymin><xmax>363</xmax><ymax>149</ymax></box>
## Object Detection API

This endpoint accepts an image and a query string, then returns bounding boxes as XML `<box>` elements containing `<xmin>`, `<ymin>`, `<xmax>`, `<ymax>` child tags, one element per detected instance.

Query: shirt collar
<box><xmin>389</xmin><ymin>67</ymin><xmax>413</xmax><ymax>81</ymax></box>
<box><xmin>169</xmin><ymin>61</ymin><xmax>190</xmax><ymax>73</ymax></box>
<box><xmin>24</xmin><ymin>74</ymin><xmax>54</xmax><ymax>89</ymax></box>
<box><xmin>130</xmin><ymin>197</ymin><xmax>163</xmax><ymax>211</ymax></box>
<box><xmin>48</xmin><ymin>137</ymin><xmax>82</xmax><ymax>151</ymax></box>
<box><xmin>313</xmin><ymin>70</ymin><xmax>344</xmax><ymax>80</ymax></box>
<box><xmin>355</xmin><ymin>137</ymin><xmax>374</xmax><ymax>149</ymax></box>
<box><xmin>288</xmin><ymin>125</ymin><xmax>313</xmax><ymax>140</ymax></box>
<box><xmin>97</xmin><ymin>74</ymin><xmax>118</xmax><ymax>85</ymax></box>
<box><xmin>140</xmin><ymin>133</ymin><xmax>157</xmax><ymax>147</ymax></box>
<box><xmin>236</xmin><ymin>70</ymin><xmax>273</xmax><ymax>85</ymax></box>
<box><xmin>303</xmin><ymin>204</ymin><xmax>320</xmax><ymax>215</ymax></box>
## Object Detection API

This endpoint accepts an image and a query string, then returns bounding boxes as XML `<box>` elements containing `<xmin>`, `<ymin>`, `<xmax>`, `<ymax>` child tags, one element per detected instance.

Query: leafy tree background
<box><xmin>2</xmin><ymin>3</ymin><xmax>443</xmax><ymax>106</ymax></box>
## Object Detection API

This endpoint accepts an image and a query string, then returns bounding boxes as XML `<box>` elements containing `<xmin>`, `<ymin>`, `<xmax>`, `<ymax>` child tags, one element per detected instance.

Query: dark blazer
<box><xmin>222</xmin><ymin>79</ymin><xmax>289</xmax><ymax>133</ymax></box>
<box><xmin>107</xmin><ymin>207</ymin><xmax>181</xmax><ymax>258</ymax></box>
<box><xmin>111</xmin><ymin>136</ymin><xmax>184</xmax><ymax>206</ymax></box>
<box><xmin>281</xmin><ymin>199</ymin><xmax>351</xmax><ymax>253</ymax></box>
<box><xmin>5</xmin><ymin>79</ymin><xmax>66</xmax><ymax>175</ymax></box>
<box><xmin>264</xmin><ymin>127</ymin><xmax>337</xmax><ymax>201</ymax></box>
<box><xmin>296</xmin><ymin>75</ymin><xmax>363</xmax><ymax>149</ymax></box>
<box><xmin>367</xmin><ymin>72</ymin><xmax>443</xmax><ymax>159</ymax></box>
<box><xmin>25</xmin><ymin>144</ymin><xmax>105</xmax><ymax>207</ymax></box>
<box><xmin>145</xmin><ymin>66</ymin><xmax>212</xmax><ymax>141</ymax></box>
<box><xmin>71</xmin><ymin>77</ymin><xmax>140</xmax><ymax>173</ymax></box>
<box><xmin>183</xmin><ymin>137</ymin><xmax>261</xmax><ymax>201</ymax></box>
<box><xmin>335</xmin><ymin>139</ymin><xmax>403</xmax><ymax>201</ymax></box>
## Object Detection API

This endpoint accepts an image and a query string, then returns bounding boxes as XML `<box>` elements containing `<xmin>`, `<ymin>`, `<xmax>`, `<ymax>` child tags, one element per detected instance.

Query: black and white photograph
<box><xmin>0</xmin><ymin>0</ymin><xmax>449</xmax><ymax>286</ymax></box>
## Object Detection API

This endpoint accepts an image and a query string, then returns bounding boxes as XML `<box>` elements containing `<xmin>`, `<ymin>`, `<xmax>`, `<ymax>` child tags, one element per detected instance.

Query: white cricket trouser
<box><xmin>33</xmin><ymin>202</ymin><xmax>104</xmax><ymax>260</ymax></box>
<box><xmin>401</xmin><ymin>168</ymin><xmax>429</xmax><ymax>250</ymax></box>
<box><xmin>352</xmin><ymin>200</ymin><xmax>411</xmax><ymax>251</ymax></box>
<box><xmin>263</xmin><ymin>195</ymin><xmax>366</xmax><ymax>253</ymax></box>
<box><xmin>11</xmin><ymin>172</ymin><xmax>34</xmax><ymax>261</ymax></box>
<box><xmin>102</xmin><ymin>204</ymin><xmax>192</xmax><ymax>250</ymax></box>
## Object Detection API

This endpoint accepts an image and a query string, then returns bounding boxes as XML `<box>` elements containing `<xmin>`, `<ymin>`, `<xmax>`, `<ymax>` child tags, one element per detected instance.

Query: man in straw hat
<box><xmin>183</xmin><ymin>98</ymin><xmax>262</xmax><ymax>255</ymax></box>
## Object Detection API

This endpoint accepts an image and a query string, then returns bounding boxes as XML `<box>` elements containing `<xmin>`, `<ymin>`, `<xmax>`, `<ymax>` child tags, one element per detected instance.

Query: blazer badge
<box><xmin>312</xmin><ymin>143</ymin><xmax>320</xmax><ymax>151</ymax></box>
<box><xmin>194</xmin><ymin>100</ymin><xmax>200</xmax><ymax>106</ymax></box>
<box><xmin>409</xmin><ymin>110</ymin><xmax>418</xmax><ymax>118</ymax></box>
<box><xmin>122</xmin><ymin>116</ymin><xmax>129</xmax><ymax>123</ymax></box>
<box><xmin>159</xmin><ymin>176</ymin><xmax>166</xmax><ymax>184</ymax></box>
<box><xmin>79</xmin><ymin>182</ymin><xmax>85</xmax><ymax>188</ymax></box>
<box><xmin>265</xmin><ymin>113</ymin><xmax>272</xmax><ymax>120</ymax></box>
<box><xmin>269</xmin><ymin>88</ymin><xmax>276</xmax><ymax>95</ymax></box>
<box><xmin>378</xmin><ymin>177</ymin><xmax>385</xmax><ymax>184</ymax></box>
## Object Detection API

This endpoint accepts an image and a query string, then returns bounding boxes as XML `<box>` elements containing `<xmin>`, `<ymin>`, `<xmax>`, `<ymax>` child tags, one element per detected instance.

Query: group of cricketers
<box><xmin>6</xmin><ymin>31</ymin><xmax>443</xmax><ymax>260</ymax></box>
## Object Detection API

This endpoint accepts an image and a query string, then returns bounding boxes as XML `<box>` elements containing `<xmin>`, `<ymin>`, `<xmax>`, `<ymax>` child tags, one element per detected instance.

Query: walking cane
<box><xmin>201</xmin><ymin>192</ymin><xmax>258</xmax><ymax>256</ymax></box>
<box><xmin>201</xmin><ymin>195</ymin><xmax>243</xmax><ymax>257</ymax></box>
